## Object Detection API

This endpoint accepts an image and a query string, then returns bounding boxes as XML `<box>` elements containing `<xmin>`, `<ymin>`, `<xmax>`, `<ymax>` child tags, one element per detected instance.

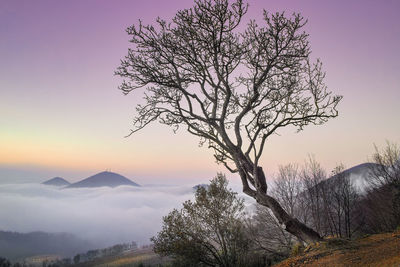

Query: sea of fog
<box><xmin>0</xmin><ymin>182</ymin><xmax>255</xmax><ymax>248</ymax></box>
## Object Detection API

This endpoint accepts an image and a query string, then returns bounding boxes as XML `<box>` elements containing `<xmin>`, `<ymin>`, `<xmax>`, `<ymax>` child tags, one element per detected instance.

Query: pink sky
<box><xmin>0</xmin><ymin>0</ymin><xmax>399</xmax><ymax>184</ymax></box>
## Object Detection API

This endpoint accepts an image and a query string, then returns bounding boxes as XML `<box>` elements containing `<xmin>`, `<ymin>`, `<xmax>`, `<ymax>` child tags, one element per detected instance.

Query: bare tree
<box><xmin>329</xmin><ymin>164</ymin><xmax>359</xmax><ymax>238</ymax></box>
<box><xmin>359</xmin><ymin>185</ymin><xmax>398</xmax><ymax>233</ymax></box>
<box><xmin>270</xmin><ymin>170</ymin><xmax>306</xmax><ymax>232</ymax></box>
<box><xmin>368</xmin><ymin>142</ymin><xmax>400</xmax><ymax>188</ymax></box>
<box><xmin>363</xmin><ymin>142</ymin><xmax>400</xmax><ymax>231</ymax></box>
<box><xmin>300</xmin><ymin>161</ymin><xmax>360</xmax><ymax>238</ymax></box>
<box><xmin>116</xmin><ymin>0</ymin><xmax>342</xmax><ymax>243</ymax></box>
<box><xmin>246</xmin><ymin>205</ymin><xmax>293</xmax><ymax>259</ymax></box>
<box><xmin>300</xmin><ymin>157</ymin><xmax>327</xmax><ymax>235</ymax></box>
<box><xmin>273</xmin><ymin>164</ymin><xmax>302</xmax><ymax>218</ymax></box>
<box><xmin>340</xmin><ymin>173</ymin><xmax>359</xmax><ymax>238</ymax></box>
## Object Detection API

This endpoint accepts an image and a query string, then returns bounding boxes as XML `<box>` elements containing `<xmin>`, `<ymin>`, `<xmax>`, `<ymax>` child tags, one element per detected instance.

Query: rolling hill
<box><xmin>326</xmin><ymin>163</ymin><xmax>377</xmax><ymax>193</ymax></box>
<box><xmin>42</xmin><ymin>177</ymin><xmax>71</xmax><ymax>187</ymax></box>
<box><xmin>0</xmin><ymin>231</ymin><xmax>94</xmax><ymax>261</ymax></box>
<box><xmin>67</xmin><ymin>171</ymin><xmax>140</xmax><ymax>188</ymax></box>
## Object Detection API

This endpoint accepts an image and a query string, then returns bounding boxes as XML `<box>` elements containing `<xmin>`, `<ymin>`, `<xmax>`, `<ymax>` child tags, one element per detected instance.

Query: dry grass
<box><xmin>274</xmin><ymin>230</ymin><xmax>400</xmax><ymax>267</ymax></box>
<box><xmin>96</xmin><ymin>253</ymin><xmax>156</xmax><ymax>267</ymax></box>
<box><xmin>76</xmin><ymin>247</ymin><xmax>169</xmax><ymax>267</ymax></box>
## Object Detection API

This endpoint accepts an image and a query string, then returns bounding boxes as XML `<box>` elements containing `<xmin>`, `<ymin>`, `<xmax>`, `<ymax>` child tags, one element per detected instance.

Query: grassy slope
<box><xmin>274</xmin><ymin>230</ymin><xmax>400</xmax><ymax>267</ymax></box>
<box><xmin>75</xmin><ymin>231</ymin><xmax>400</xmax><ymax>267</ymax></box>
<box><xmin>75</xmin><ymin>247</ymin><xmax>169</xmax><ymax>267</ymax></box>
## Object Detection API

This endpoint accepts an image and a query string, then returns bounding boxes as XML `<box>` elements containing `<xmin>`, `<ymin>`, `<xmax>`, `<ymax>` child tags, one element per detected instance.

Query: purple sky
<box><xmin>1</xmin><ymin>0</ymin><xmax>399</xmax><ymax>184</ymax></box>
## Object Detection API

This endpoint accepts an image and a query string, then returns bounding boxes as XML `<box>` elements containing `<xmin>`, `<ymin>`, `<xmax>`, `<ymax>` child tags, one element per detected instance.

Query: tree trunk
<box><xmin>237</xmin><ymin>159</ymin><xmax>322</xmax><ymax>244</ymax></box>
<box><xmin>256</xmin><ymin>192</ymin><xmax>322</xmax><ymax>244</ymax></box>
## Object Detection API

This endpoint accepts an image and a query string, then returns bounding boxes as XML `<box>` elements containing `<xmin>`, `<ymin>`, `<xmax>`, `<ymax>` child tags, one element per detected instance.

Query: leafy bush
<box><xmin>291</xmin><ymin>243</ymin><xmax>304</xmax><ymax>256</ymax></box>
<box><xmin>152</xmin><ymin>174</ymin><xmax>251</xmax><ymax>266</ymax></box>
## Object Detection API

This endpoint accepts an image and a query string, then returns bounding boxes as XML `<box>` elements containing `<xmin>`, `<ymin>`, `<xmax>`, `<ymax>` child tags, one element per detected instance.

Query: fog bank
<box><xmin>0</xmin><ymin>183</ymin><xmax>196</xmax><ymax>247</ymax></box>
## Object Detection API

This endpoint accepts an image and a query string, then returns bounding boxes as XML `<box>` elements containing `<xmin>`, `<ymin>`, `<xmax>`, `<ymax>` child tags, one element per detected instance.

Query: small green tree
<box><xmin>73</xmin><ymin>254</ymin><xmax>80</xmax><ymax>264</ymax></box>
<box><xmin>0</xmin><ymin>258</ymin><xmax>11</xmax><ymax>267</ymax></box>
<box><xmin>151</xmin><ymin>174</ymin><xmax>251</xmax><ymax>267</ymax></box>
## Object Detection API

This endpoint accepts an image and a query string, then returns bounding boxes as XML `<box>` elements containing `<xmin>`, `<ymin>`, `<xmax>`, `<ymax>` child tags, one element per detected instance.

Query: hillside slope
<box><xmin>327</xmin><ymin>162</ymin><xmax>377</xmax><ymax>193</ymax></box>
<box><xmin>75</xmin><ymin>246</ymin><xmax>168</xmax><ymax>267</ymax></box>
<box><xmin>0</xmin><ymin>231</ymin><xmax>94</xmax><ymax>261</ymax></box>
<box><xmin>274</xmin><ymin>230</ymin><xmax>400</xmax><ymax>267</ymax></box>
<box><xmin>68</xmin><ymin>171</ymin><xmax>140</xmax><ymax>188</ymax></box>
<box><xmin>42</xmin><ymin>177</ymin><xmax>71</xmax><ymax>187</ymax></box>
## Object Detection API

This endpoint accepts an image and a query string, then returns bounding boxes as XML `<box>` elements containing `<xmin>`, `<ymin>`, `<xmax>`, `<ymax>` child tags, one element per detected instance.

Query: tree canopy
<box><xmin>117</xmin><ymin>0</ymin><xmax>342</xmax><ymax>243</ymax></box>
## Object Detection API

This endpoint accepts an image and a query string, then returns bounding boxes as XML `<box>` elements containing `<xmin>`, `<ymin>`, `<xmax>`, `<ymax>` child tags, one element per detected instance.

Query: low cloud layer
<box><xmin>0</xmin><ymin>183</ymin><xmax>197</xmax><ymax>247</ymax></box>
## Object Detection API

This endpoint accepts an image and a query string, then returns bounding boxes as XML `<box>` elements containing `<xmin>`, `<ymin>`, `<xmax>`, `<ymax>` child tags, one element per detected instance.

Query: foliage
<box><xmin>0</xmin><ymin>258</ymin><xmax>11</xmax><ymax>267</ymax></box>
<box><xmin>73</xmin><ymin>254</ymin><xmax>80</xmax><ymax>265</ymax></box>
<box><xmin>152</xmin><ymin>174</ymin><xmax>252</xmax><ymax>266</ymax></box>
<box><xmin>290</xmin><ymin>242</ymin><xmax>304</xmax><ymax>257</ymax></box>
<box><xmin>0</xmin><ymin>258</ymin><xmax>30</xmax><ymax>267</ymax></box>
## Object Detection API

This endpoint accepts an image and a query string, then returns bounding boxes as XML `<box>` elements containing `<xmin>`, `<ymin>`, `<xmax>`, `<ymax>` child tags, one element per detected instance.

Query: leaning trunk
<box><xmin>236</xmin><ymin>157</ymin><xmax>322</xmax><ymax>244</ymax></box>
<box><xmin>255</xmin><ymin>191</ymin><xmax>322</xmax><ymax>244</ymax></box>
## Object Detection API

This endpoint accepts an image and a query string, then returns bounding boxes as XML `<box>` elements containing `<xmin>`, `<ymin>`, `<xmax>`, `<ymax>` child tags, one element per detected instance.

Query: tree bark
<box><xmin>255</xmin><ymin>191</ymin><xmax>322</xmax><ymax>244</ymax></box>
<box><xmin>236</xmin><ymin>157</ymin><xmax>322</xmax><ymax>244</ymax></box>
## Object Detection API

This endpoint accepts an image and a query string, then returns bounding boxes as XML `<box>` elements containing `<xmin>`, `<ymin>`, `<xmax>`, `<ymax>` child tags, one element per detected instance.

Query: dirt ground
<box><xmin>274</xmin><ymin>230</ymin><xmax>400</xmax><ymax>267</ymax></box>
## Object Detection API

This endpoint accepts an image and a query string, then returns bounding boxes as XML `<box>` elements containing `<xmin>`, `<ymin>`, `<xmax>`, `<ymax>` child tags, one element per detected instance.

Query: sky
<box><xmin>1</xmin><ymin>0</ymin><xmax>399</xmax><ymax>185</ymax></box>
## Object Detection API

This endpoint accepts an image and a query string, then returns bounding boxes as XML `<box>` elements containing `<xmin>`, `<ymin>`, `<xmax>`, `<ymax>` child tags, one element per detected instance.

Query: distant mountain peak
<box><xmin>42</xmin><ymin>177</ymin><xmax>71</xmax><ymax>187</ymax></box>
<box><xmin>67</xmin><ymin>171</ymin><xmax>140</xmax><ymax>188</ymax></box>
<box><xmin>327</xmin><ymin>162</ymin><xmax>378</xmax><ymax>193</ymax></box>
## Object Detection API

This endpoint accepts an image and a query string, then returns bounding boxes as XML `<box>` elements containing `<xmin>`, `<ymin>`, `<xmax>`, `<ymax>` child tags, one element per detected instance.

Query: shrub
<box><xmin>291</xmin><ymin>243</ymin><xmax>304</xmax><ymax>256</ymax></box>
